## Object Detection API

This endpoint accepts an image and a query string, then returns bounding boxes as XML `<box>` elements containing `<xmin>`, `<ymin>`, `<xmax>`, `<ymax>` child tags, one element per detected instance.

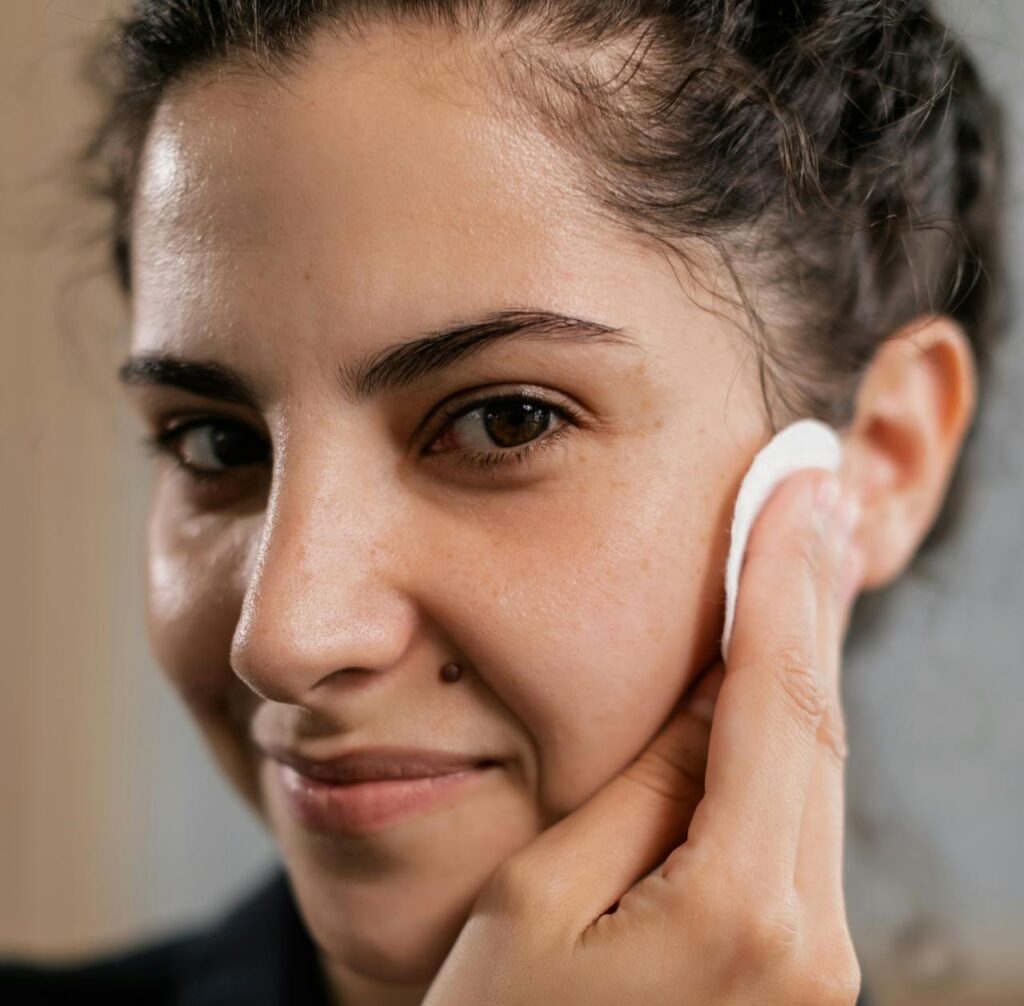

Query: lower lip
<box><xmin>275</xmin><ymin>761</ymin><xmax>498</xmax><ymax>836</ymax></box>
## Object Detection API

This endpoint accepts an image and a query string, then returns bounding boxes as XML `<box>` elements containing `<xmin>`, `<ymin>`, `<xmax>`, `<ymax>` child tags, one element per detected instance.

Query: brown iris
<box><xmin>481</xmin><ymin>400</ymin><xmax>552</xmax><ymax>448</ymax></box>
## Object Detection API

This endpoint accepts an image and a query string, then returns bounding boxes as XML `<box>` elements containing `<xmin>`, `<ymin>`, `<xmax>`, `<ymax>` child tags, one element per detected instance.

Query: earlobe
<box><xmin>838</xmin><ymin>315</ymin><xmax>978</xmax><ymax>591</ymax></box>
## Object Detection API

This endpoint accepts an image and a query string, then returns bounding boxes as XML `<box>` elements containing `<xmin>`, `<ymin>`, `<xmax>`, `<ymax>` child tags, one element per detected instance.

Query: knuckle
<box><xmin>789</xmin><ymin>948</ymin><xmax>863</xmax><ymax>1006</ymax></box>
<box><xmin>839</xmin><ymin>950</ymin><xmax>864</xmax><ymax>1001</ymax></box>
<box><xmin>663</xmin><ymin>846</ymin><xmax>746</xmax><ymax>931</ymax></box>
<box><xmin>772</xmin><ymin>642</ymin><xmax>827</xmax><ymax>724</ymax></box>
<box><xmin>732</xmin><ymin>899</ymin><xmax>802</xmax><ymax>969</ymax></box>
<box><xmin>817</xmin><ymin>705</ymin><xmax>850</xmax><ymax>766</ymax></box>
<box><xmin>479</xmin><ymin>855</ymin><xmax>547</xmax><ymax>917</ymax></box>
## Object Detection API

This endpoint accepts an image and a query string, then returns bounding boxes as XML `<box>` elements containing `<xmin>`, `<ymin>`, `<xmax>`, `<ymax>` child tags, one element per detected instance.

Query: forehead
<box><xmin>141</xmin><ymin>27</ymin><xmax>579</xmax><ymax>230</ymax></box>
<box><xmin>133</xmin><ymin>25</ymin><xmax>647</xmax><ymax>341</ymax></box>
<box><xmin>128</xmin><ymin>19</ymin><xmax>757</xmax><ymax>405</ymax></box>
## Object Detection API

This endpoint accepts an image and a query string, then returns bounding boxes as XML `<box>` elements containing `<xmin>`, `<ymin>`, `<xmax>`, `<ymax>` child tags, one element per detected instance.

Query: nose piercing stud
<box><xmin>440</xmin><ymin>662</ymin><xmax>463</xmax><ymax>683</ymax></box>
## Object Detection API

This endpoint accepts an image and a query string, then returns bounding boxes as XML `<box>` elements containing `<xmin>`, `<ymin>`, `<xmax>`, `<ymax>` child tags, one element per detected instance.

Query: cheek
<box><xmin>144</xmin><ymin>486</ymin><xmax>253</xmax><ymax>715</ymax></box>
<box><xmin>145</xmin><ymin>487</ymin><xmax>268</xmax><ymax>808</ymax></box>
<box><xmin>459</xmin><ymin>454</ymin><xmax>733</xmax><ymax>824</ymax></box>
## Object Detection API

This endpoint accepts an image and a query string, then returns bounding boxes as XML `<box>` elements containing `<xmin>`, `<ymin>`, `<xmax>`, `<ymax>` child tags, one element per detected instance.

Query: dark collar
<box><xmin>177</xmin><ymin>867</ymin><xmax>876</xmax><ymax>1006</ymax></box>
<box><xmin>178</xmin><ymin>868</ymin><xmax>332</xmax><ymax>1006</ymax></box>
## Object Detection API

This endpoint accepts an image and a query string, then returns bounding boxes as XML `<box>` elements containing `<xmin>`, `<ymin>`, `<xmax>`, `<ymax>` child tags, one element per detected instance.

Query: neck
<box><xmin>319</xmin><ymin>952</ymin><xmax>433</xmax><ymax>1006</ymax></box>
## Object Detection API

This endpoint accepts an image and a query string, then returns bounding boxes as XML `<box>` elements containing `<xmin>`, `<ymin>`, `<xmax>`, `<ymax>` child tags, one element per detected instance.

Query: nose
<box><xmin>229</xmin><ymin>436</ymin><xmax>418</xmax><ymax>706</ymax></box>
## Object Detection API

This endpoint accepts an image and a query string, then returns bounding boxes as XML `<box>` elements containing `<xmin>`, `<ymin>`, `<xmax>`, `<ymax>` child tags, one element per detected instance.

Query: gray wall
<box><xmin>841</xmin><ymin>1</ymin><xmax>1024</xmax><ymax>998</ymax></box>
<box><xmin>1</xmin><ymin>2</ymin><xmax>1020</xmax><ymax>1003</ymax></box>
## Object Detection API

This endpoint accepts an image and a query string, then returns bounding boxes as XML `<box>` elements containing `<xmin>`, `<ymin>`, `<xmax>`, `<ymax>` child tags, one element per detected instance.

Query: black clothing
<box><xmin>2</xmin><ymin>869</ymin><xmax>874</xmax><ymax>1004</ymax></box>
<box><xmin>0</xmin><ymin>870</ymin><xmax>331</xmax><ymax>1006</ymax></box>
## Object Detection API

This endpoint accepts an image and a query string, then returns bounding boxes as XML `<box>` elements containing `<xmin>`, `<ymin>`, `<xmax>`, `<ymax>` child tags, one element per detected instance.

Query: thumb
<box><xmin>485</xmin><ymin>662</ymin><xmax>725</xmax><ymax>927</ymax></box>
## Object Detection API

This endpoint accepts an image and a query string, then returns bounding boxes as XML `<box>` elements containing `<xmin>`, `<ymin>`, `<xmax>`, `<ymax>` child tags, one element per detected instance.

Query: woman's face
<box><xmin>125</xmin><ymin>23</ymin><xmax>770</xmax><ymax>992</ymax></box>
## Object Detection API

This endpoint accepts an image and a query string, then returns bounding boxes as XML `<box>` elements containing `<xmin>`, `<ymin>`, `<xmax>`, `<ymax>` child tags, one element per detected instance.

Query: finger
<box><xmin>687</xmin><ymin>661</ymin><xmax>726</xmax><ymax>726</ymax></box>
<box><xmin>491</xmin><ymin>660</ymin><xmax>724</xmax><ymax>928</ymax></box>
<box><xmin>668</xmin><ymin>469</ymin><xmax>851</xmax><ymax>901</ymax></box>
<box><xmin>795</xmin><ymin>537</ymin><xmax>863</xmax><ymax>921</ymax></box>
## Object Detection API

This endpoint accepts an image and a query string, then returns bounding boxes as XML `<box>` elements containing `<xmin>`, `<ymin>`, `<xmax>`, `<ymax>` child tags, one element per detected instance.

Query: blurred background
<box><xmin>0</xmin><ymin>2</ymin><xmax>1020</xmax><ymax>1004</ymax></box>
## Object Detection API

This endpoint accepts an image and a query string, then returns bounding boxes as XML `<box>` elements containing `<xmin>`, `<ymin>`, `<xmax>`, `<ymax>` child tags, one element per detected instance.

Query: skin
<box><xmin>421</xmin><ymin>467</ymin><xmax>866</xmax><ymax>1005</ymax></box>
<box><xmin>121</xmin><ymin>21</ymin><xmax>977</xmax><ymax>1006</ymax></box>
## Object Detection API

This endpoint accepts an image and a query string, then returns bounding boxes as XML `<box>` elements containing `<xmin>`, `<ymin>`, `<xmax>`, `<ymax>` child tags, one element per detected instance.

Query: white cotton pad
<box><xmin>720</xmin><ymin>418</ymin><xmax>843</xmax><ymax>662</ymax></box>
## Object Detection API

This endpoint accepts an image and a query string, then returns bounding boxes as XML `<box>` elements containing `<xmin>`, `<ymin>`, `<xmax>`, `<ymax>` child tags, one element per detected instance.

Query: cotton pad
<box><xmin>720</xmin><ymin>418</ymin><xmax>843</xmax><ymax>662</ymax></box>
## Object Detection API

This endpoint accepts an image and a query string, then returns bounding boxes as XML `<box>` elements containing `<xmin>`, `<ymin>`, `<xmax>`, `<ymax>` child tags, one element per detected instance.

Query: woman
<box><xmin>2</xmin><ymin>1</ymin><xmax>1004</xmax><ymax>1004</ymax></box>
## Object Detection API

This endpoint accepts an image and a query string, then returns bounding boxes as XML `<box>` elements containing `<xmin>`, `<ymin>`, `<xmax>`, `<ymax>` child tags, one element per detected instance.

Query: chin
<box><xmin>289</xmin><ymin>858</ymin><xmax>477</xmax><ymax>983</ymax></box>
<box><xmin>257</xmin><ymin>756</ymin><xmax>544</xmax><ymax>981</ymax></box>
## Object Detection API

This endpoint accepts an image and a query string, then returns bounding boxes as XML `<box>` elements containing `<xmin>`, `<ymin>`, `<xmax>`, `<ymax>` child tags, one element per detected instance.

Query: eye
<box><xmin>146</xmin><ymin>417</ymin><xmax>270</xmax><ymax>476</ymax></box>
<box><xmin>425</xmin><ymin>392</ymin><xmax>580</xmax><ymax>472</ymax></box>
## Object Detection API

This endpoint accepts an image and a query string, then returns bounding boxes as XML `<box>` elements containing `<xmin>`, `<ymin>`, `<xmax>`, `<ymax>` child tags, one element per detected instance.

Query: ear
<box><xmin>838</xmin><ymin>315</ymin><xmax>978</xmax><ymax>591</ymax></box>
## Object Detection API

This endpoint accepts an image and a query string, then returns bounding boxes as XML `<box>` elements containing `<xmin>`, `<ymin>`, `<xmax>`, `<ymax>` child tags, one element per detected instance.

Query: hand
<box><xmin>421</xmin><ymin>470</ymin><xmax>865</xmax><ymax>1006</ymax></box>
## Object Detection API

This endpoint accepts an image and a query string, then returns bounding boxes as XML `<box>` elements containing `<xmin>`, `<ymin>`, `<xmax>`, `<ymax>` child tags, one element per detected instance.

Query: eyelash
<box><xmin>426</xmin><ymin>393</ymin><xmax>581</xmax><ymax>474</ymax></box>
<box><xmin>141</xmin><ymin>418</ymin><xmax>263</xmax><ymax>485</ymax></box>
<box><xmin>140</xmin><ymin>392</ymin><xmax>583</xmax><ymax>482</ymax></box>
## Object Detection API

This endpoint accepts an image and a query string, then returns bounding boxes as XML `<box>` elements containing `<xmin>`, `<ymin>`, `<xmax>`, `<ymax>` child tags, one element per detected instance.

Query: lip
<box><xmin>264</xmin><ymin>744</ymin><xmax>501</xmax><ymax>782</ymax></box>
<box><xmin>263</xmin><ymin>746</ymin><xmax>502</xmax><ymax>835</ymax></box>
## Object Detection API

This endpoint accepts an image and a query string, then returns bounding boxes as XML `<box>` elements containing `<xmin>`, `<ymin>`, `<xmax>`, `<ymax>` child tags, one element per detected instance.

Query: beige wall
<box><xmin>1</xmin><ymin>3</ymin><xmax>274</xmax><ymax>955</ymax></box>
<box><xmin>2</xmin><ymin>0</ymin><xmax>131</xmax><ymax>947</ymax></box>
<box><xmin>1</xmin><ymin>3</ymin><xmax>1021</xmax><ymax>1005</ymax></box>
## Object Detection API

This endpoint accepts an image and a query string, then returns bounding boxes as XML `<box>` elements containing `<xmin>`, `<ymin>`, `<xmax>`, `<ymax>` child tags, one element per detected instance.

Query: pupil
<box><xmin>483</xmin><ymin>401</ymin><xmax>550</xmax><ymax>448</ymax></box>
<box><xmin>211</xmin><ymin>426</ymin><xmax>266</xmax><ymax>466</ymax></box>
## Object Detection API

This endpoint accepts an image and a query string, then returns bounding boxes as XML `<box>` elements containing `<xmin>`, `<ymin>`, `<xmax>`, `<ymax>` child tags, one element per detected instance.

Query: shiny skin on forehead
<box><xmin>131</xmin><ymin>25</ymin><xmax>644</xmax><ymax>350</ymax></box>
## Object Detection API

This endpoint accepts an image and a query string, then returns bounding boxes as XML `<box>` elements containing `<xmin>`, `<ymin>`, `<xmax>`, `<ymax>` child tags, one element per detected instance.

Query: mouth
<box><xmin>265</xmin><ymin>744</ymin><xmax>501</xmax><ymax>782</ymax></box>
<box><xmin>262</xmin><ymin>745</ymin><xmax>504</xmax><ymax>835</ymax></box>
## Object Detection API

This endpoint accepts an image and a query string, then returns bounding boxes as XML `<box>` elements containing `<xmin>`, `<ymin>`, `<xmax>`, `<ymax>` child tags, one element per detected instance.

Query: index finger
<box><xmin>669</xmin><ymin>469</ymin><xmax>852</xmax><ymax>900</ymax></box>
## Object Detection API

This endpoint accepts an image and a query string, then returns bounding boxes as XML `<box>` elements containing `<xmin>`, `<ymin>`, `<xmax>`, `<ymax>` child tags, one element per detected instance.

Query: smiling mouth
<box><xmin>271</xmin><ymin>756</ymin><xmax>503</xmax><ymax>835</ymax></box>
<box><xmin>262</xmin><ymin>742</ymin><xmax>503</xmax><ymax>782</ymax></box>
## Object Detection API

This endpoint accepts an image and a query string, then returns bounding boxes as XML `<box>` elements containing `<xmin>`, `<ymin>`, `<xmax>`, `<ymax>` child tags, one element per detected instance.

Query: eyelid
<box><xmin>422</xmin><ymin>384</ymin><xmax>586</xmax><ymax>443</ymax></box>
<box><xmin>156</xmin><ymin>413</ymin><xmax>268</xmax><ymax>444</ymax></box>
<box><xmin>143</xmin><ymin>386</ymin><xmax>585</xmax><ymax>481</ymax></box>
<box><xmin>145</xmin><ymin>414</ymin><xmax>271</xmax><ymax>478</ymax></box>
<box><xmin>146</xmin><ymin>403</ymin><xmax>267</xmax><ymax>436</ymax></box>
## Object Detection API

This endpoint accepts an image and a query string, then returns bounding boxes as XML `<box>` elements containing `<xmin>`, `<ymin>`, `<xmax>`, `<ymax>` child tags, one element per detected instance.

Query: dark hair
<box><xmin>80</xmin><ymin>0</ymin><xmax>1006</xmax><ymax>558</ymax></box>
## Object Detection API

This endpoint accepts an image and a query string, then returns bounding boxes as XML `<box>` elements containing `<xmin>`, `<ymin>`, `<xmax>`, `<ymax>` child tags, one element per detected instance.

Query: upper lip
<box><xmin>262</xmin><ymin>745</ymin><xmax>500</xmax><ymax>783</ymax></box>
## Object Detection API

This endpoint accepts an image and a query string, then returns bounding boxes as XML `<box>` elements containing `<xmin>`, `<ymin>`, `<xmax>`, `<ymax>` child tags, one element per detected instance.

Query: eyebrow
<box><xmin>118</xmin><ymin>308</ymin><xmax>639</xmax><ymax>407</ymax></box>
